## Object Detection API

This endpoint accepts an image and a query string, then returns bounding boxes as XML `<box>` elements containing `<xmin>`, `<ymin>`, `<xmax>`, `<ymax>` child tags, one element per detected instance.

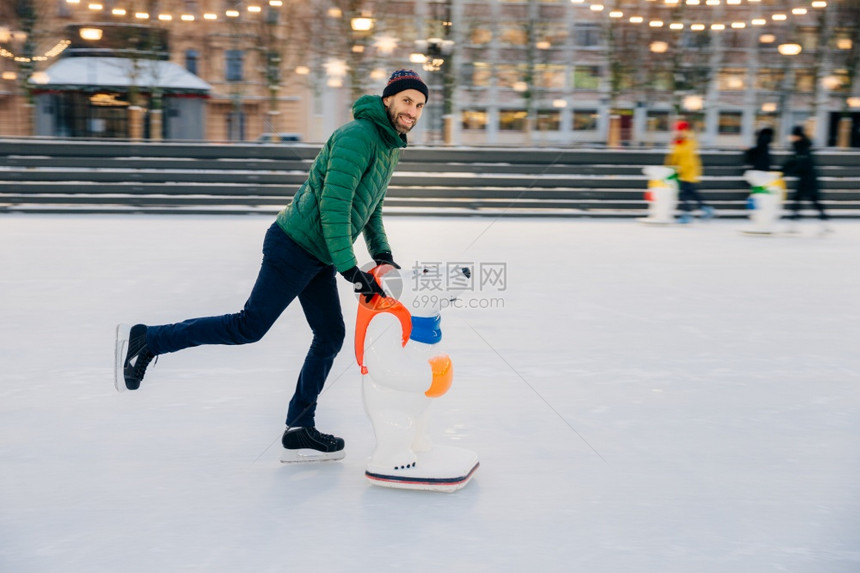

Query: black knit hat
<box><xmin>382</xmin><ymin>69</ymin><xmax>429</xmax><ymax>102</ymax></box>
<box><xmin>791</xmin><ymin>125</ymin><xmax>805</xmax><ymax>137</ymax></box>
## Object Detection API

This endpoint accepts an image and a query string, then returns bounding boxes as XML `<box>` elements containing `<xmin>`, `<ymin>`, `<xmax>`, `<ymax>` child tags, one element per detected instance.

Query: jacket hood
<box><xmin>353</xmin><ymin>95</ymin><xmax>407</xmax><ymax>149</ymax></box>
<box><xmin>756</xmin><ymin>128</ymin><xmax>773</xmax><ymax>147</ymax></box>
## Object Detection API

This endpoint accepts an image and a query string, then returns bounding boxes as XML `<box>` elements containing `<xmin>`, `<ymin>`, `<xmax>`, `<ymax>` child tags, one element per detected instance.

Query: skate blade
<box><xmin>279</xmin><ymin>449</ymin><xmax>346</xmax><ymax>464</ymax></box>
<box><xmin>114</xmin><ymin>323</ymin><xmax>130</xmax><ymax>393</ymax></box>
<box><xmin>365</xmin><ymin>461</ymin><xmax>479</xmax><ymax>493</ymax></box>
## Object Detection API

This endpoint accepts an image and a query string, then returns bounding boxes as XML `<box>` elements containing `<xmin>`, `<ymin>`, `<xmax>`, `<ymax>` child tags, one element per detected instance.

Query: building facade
<box><xmin>1</xmin><ymin>0</ymin><xmax>859</xmax><ymax>147</ymax></box>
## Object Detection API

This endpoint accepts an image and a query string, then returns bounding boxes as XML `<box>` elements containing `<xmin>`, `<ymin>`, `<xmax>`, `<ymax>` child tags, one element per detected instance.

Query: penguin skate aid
<box><xmin>741</xmin><ymin>170</ymin><xmax>787</xmax><ymax>236</ymax></box>
<box><xmin>638</xmin><ymin>166</ymin><xmax>679</xmax><ymax>225</ymax></box>
<box><xmin>354</xmin><ymin>263</ymin><xmax>479</xmax><ymax>492</ymax></box>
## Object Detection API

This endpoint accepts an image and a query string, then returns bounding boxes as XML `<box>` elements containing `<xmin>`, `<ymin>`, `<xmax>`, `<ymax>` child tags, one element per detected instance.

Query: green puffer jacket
<box><xmin>276</xmin><ymin>95</ymin><xmax>407</xmax><ymax>272</ymax></box>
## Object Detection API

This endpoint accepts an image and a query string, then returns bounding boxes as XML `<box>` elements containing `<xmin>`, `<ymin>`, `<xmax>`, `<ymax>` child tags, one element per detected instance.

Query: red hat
<box><xmin>675</xmin><ymin>120</ymin><xmax>691</xmax><ymax>132</ymax></box>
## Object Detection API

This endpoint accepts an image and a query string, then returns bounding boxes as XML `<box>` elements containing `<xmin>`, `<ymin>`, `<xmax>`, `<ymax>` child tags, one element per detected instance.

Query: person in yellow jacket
<box><xmin>665</xmin><ymin>120</ymin><xmax>715</xmax><ymax>223</ymax></box>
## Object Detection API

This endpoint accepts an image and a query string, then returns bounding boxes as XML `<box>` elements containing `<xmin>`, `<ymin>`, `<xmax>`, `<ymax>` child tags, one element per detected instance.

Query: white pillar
<box><xmin>485</xmin><ymin>0</ymin><xmax>501</xmax><ymax>144</ymax></box>
<box><xmin>448</xmin><ymin>0</ymin><xmax>464</xmax><ymax>146</ymax></box>
<box><xmin>741</xmin><ymin>3</ymin><xmax>761</xmax><ymax>145</ymax></box>
<box><xmin>702</xmin><ymin>4</ymin><xmax>725</xmax><ymax>148</ymax></box>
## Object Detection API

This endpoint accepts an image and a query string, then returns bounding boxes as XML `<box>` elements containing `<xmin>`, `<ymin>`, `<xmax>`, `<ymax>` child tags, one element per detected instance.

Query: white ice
<box><xmin>2</xmin><ymin>214</ymin><xmax>859</xmax><ymax>572</ymax></box>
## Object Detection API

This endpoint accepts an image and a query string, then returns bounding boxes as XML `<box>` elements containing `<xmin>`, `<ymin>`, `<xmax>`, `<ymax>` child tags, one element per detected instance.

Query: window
<box><xmin>681</xmin><ymin>30</ymin><xmax>711</xmax><ymax>49</ymax></box>
<box><xmin>718</xmin><ymin>69</ymin><xmax>746</xmax><ymax>91</ymax></box>
<box><xmin>755</xmin><ymin>112</ymin><xmax>777</xmax><ymax>129</ymax></box>
<box><xmin>795</xmin><ymin>69</ymin><xmax>815</xmax><ymax>92</ymax></box>
<box><xmin>534</xmin><ymin>21</ymin><xmax>568</xmax><ymax>47</ymax></box>
<box><xmin>573</xmin><ymin>66</ymin><xmax>601</xmax><ymax>90</ymax></box>
<box><xmin>185</xmin><ymin>49</ymin><xmax>199</xmax><ymax>75</ymax></box>
<box><xmin>499</xmin><ymin>23</ymin><xmax>528</xmax><ymax>46</ymax></box>
<box><xmin>647</xmin><ymin>111</ymin><xmax>670</xmax><ymax>132</ymax></box>
<box><xmin>535</xmin><ymin>64</ymin><xmax>565</xmax><ymax>90</ymax></box>
<box><xmin>574</xmin><ymin>24</ymin><xmax>601</xmax><ymax>48</ymax></box>
<box><xmin>499</xmin><ymin>110</ymin><xmax>528</xmax><ymax>131</ymax></box>
<box><xmin>651</xmin><ymin>70</ymin><xmax>673</xmax><ymax>92</ymax></box>
<box><xmin>225</xmin><ymin>49</ymin><xmax>244</xmax><ymax>82</ymax></box>
<box><xmin>573</xmin><ymin>110</ymin><xmax>598</xmax><ymax>131</ymax></box>
<box><xmin>464</xmin><ymin>62</ymin><xmax>492</xmax><ymax>87</ymax></box>
<box><xmin>536</xmin><ymin>110</ymin><xmax>560</xmax><ymax>131</ymax></box>
<box><xmin>756</xmin><ymin>68</ymin><xmax>784</xmax><ymax>91</ymax></box>
<box><xmin>461</xmin><ymin>110</ymin><xmax>487</xmax><ymax>130</ymax></box>
<box><xmin>468</xmin><ymin>26</ymin><xmax>492</xmax><ymax>45</ymax></box>
<box><xmin>718</xmin><ymin>111</ymin><xmax>743</xmax><ymax>134</ymax></box>
<box><xmin>496</xmin><ymin>64</ymin><xmax>527</xmax><ymax>89</ymax></box>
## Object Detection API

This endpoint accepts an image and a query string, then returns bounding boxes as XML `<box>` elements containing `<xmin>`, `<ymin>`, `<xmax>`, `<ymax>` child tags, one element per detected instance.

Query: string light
<box><xmin>567</xmin><ymin>0</ymin><xmax>829</xmax><ymax>36</ymax></box>
<box><xmin>52</xmin><ymin>0</ymin><xmax>831</xmax><ymax>32</ymax></box>
<box><xmin>34</xmin><ymin>0</ymin><xmax>834</xmax><ymax>71</ymax></box>
<box><xmin>55</xmin><ymin>0</ymin><xmax>828</xmax><ymax>33</ymax></box>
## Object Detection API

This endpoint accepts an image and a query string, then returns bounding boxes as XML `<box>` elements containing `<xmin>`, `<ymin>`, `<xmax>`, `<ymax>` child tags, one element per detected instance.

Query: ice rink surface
<box><xmin>2</xmin><ymin>214</ymin><xmax>859</xmax><ymax>572</ymax></box>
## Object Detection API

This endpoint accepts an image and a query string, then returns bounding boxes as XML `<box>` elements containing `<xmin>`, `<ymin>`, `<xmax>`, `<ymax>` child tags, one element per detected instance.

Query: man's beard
<box><xmin>386</xmin><ymin>103</ymin><xmax>413</xmax><ymax>134</ymax></box>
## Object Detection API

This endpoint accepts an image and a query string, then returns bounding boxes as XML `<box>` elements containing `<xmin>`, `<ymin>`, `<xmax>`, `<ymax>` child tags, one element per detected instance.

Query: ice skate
<box><xmin>280</xmin><ymin>427</ymin><xmax>345</xmax><ymax>463</ymax></box>
<box><xmin>115</xmin><ymin>323</ymin><xmax>156</xmax><ymax>392</ymax></box>
<box><xmin>700</xmin><ymin>205</ymin><xmax>716</xmax><ymax>220</ymax></box>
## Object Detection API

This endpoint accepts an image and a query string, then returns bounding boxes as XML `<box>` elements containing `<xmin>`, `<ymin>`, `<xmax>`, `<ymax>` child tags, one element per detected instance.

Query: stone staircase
<box><xmin>1</xmin><ymin>139</ymin><xmax>858</xmax><ymax>218</ymax></box>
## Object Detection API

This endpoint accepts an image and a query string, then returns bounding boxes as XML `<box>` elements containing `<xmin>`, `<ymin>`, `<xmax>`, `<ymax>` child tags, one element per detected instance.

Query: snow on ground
<box><xmin>1</xmin><ymin>214</ymin><xmax>859</xmax><ymax>573</ymax></box>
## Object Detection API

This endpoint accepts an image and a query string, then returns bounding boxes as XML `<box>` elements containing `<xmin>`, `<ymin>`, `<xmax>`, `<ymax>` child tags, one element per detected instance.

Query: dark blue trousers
<box><xmin>678</xmin><ymin>181</ymin><xmax>706</xmax><ymax>212</ymax></box>
<box><xmin>146</xmin><ymin>222</ymin><xmax>345</xmax><ymax>428</ymax></box>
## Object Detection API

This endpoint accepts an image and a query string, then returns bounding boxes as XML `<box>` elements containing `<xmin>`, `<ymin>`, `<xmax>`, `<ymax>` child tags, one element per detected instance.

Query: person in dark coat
<box><xmin>114</xmin><ymin>70</ymin><xmax>431</xmax><ymax>462</ymax></box>
<box><xmin>782</xmin><ymin>125</ymin><xmax>829</xmax><ymax>226</ymax></box>
<box><xmin>745</xmin><ymin>127</ymin><xmax>774</xmax><ymax>171</ymax></box>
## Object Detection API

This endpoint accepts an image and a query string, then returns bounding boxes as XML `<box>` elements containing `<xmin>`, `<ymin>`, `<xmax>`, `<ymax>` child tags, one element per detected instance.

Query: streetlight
<box><xmin>777</xmin><ymin>43</ymin><xmax>802</xmax><ymax>56</ymax></box>
<box><xmin>413</xmin><ymin>38</ymin><xmax>453</xmax><ymax>72</ymax></box>
<box><xmin>347</xmin><ymin>13</ymin><xmax>374</xmax><ymax>100</ymax></box>
<box><xmin>350</xmin><ymin>17</ymin><xmax>373</xmax><ymax>32</ymax></box>
<box><xmin>650</xmin><ymin>41</ymin><xmax>668</xmax><ymax>54</ymax></box>
<box><xmin>411</xmin><ymin>36</ymin><xmax>455</xmax><ymax>144</ymax></box>
<box><xmin>775</xmin><ymin>40</ymin><xmax>802</xmax><ymax>144</ymax></box>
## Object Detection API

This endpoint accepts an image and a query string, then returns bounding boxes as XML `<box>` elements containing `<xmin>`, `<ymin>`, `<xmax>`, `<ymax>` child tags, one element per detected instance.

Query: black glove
<box><xmin>372</xmin><ymin>251</ymin><xmax>401</xmax><ymax>269</ymax></box>
<box><xmin>340</xmin><ymin>266</ymin><xmax>387</xmax><ymax>303</ymax></box>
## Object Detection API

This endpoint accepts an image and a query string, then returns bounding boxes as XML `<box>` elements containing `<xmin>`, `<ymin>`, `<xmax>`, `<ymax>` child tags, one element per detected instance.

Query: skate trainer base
<box><xmin>365</xmin><ymin>446</ymin><xmax>479</xmax><ymax>493</ymax></box>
